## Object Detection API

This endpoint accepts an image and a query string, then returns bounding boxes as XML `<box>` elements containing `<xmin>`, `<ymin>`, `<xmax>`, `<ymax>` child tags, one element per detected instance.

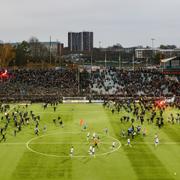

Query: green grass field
<box><xmin>0</xmin><ymin>103</ymin><xmax>180</xmax><ymax>180</ymax></box>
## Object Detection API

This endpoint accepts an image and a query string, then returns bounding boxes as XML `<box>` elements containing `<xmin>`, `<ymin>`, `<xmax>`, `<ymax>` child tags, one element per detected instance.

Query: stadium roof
<box><xmin>161</xmin><ymin>56</ymin><xmax>177</xmax><ymax>63</ymax></box>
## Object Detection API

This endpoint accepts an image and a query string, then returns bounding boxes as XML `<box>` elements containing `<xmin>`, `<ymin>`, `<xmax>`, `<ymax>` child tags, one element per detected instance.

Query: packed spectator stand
<box><xmin>0</xmin><ymin>68</ymin><xmax>179</xmax><ymax>103</ymax></box>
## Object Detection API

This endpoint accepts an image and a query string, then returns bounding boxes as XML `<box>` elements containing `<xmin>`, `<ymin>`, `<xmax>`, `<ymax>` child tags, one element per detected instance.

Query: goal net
<box><xmin>63</xmin><ymin>97</ymin><xmax>89</xmax><ymax>103</ymax></box>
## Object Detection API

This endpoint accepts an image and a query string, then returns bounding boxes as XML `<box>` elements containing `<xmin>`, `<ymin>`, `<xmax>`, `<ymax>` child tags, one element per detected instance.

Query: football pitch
<box><xmin>0</xmin><ymin>103</ymin><xmax>180</xmax><ymax>180</ymax></box>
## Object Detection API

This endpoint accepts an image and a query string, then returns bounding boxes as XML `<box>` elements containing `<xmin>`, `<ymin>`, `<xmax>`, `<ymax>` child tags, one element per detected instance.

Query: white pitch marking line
<box><xmin>0</xmin><ymin>142</ymin><xmax>115</xmax><ymax>145</ymax></box>
<box><xmin>134</xmin><ymin>142</ymin><xmax>180</xmax><ymax>145</ymax></box>
<box><xmin>1</xmin><ymin>141</ymin><xmax>180</xmax><ymax>145</ymax></box>
<box><xmin>26</xmin><ymin>142</ymin><xmax>115</xmax><ymax>145</ymax></box>
<box><xmin>0</xmin><ymin>143</ymin><xmax>25</xmax><ymax>145</ymax></box>
<box><xmin>7</xmin><ymin>105</ymin><xmax>16</xmax><ymax>114</ymax></box>
<box><xmin>25</xmin><ymin>132</ymin><xmax>121</xmax><ymax>158</ymax></box>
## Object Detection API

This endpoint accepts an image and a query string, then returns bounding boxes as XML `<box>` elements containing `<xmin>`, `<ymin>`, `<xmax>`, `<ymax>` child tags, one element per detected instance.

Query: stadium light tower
<box><xmin>151</xmin><ymin>38</ymin><xmax>155</xmax><ymax>49</ymax></box>
<box><xmin>91</xmin><ymin>52</ymin><xmax>93</xmax><ymax>75</ymax></box>
<box><xmin>132</xmin><ymin>55</ymin><xmax>135</xmax><ymax>71</ymax></box>
<box><xmin>99</xmin><ymin>41</ymin><xmax>102</xmax><ymax>48</ymax></box>
<box><xmin>105</xmin><ymin>51</ymin><xmax>107</xmax><ymax>68</ymax></box>
<box><xmin>118</xmin><ymin>52</ymin><xmax>121</xmax><ymax>70</ymax></box>
<box><xmin>50</xmin><ymin>36</ymin><xmax>52</xmax><ymax>64</ymax></box>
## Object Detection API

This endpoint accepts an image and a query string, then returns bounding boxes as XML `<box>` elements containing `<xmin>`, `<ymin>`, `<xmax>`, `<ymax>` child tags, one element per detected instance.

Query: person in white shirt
<box><xmin>154</xmin><ymin>134</ymin><xmax>159</xmax><ymax>147</ymax></box>
<box><xmin>112</xmin><ymin>141</ymin><xmax>116</xmax><ymax>149</ymax></box>
<box><xmin>70</xmin><ymin>146</ymin><xmax>74</xmax><ymax>157</ymax></box>
<box><xmin>92</xmin><ymin>146</ymin><xmax>95</xmax><ymax>156</ymax></box>
<box><xmin>87</xmin><ymin>132</ymin><xmax>90</xmax><ymax>141</ymax></box>
<box><xmin>89</xmin><ymin>145</ymin><xmax>93</xmax><ymax>155</ymax></box>
<box><xmin>126</xmin><ymin>138</ymin><xmax>132</xmax><ymax>147</ymax></box>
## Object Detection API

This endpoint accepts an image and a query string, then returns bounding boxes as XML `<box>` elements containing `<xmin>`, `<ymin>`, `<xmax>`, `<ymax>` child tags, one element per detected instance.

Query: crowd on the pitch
<box><xmin>0</xmin><ymin>103</ymin><xmax>63</xmax><ymax>142</ymax></box>
<box><xmin>103</xmin><ymin>99</ymin><xmax>180</xmax><ymax>141</ymax></box>
<box><xmin>0</xmin><ymin>68</ymin><xmax>179</xmax><ymax>101</ymax></box>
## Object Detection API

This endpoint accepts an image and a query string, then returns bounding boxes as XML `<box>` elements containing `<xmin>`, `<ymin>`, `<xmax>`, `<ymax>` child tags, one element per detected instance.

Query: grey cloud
<box><xmin>0</xmin><ymin>0</ymin><xmax>180</xmax><ymax>47</ymax></box>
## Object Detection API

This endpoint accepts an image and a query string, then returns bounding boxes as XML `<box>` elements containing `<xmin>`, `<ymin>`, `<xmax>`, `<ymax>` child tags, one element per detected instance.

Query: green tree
<box><xmin>159</xmin><ymin>45</ymin><xmax>177</xmax><ymax>49</ymax></box>
<box><xmin>15</xmin><ymin>41</ymin><xmax>30</xmax><ymax>66</ymax></box>
<box><xmin>152</xmin><ymin>52</ymin><xmax>165</xmax><ymax>65</ymax></box>
<box><xmin>29</xmin><ymin>37</ymin><xmax>51</xmax><ymax>63</ymax></box>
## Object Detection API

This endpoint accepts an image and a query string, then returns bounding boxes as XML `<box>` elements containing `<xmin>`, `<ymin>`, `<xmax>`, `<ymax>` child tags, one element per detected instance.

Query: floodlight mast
<box><xmin>105</xmin><ymin>51</ymin><xmax>107</xmax><ymax>68</ymax></box>
<box><xmin>50</xmin><ymin>36</ymin><xmax>52</xmax><ymax>65</ymax></box>
<box><xmin>151</xmin><ymin>38</ymin><xmax>155</xmax><ymax>49</ymax></box>
<box><xmin>132</xmin><ymin>55</ymin><xmax>135</xmax><ymax>71</ymax></box>
<box><xmin>118</xmin><ymin>52</ymin><xmax>121</xmax><ymax>70</ymax></box>
<box><xmin>91</xmin><ymin>52</ymin><xmax>93</xmax><ymax>76</ymax></box>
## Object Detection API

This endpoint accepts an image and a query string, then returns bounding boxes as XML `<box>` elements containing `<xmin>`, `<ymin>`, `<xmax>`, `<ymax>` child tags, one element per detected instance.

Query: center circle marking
<box><xmin>26</xmin><ymin>132</ymin><xmax>121</xmax><ymax>158</ymax></box>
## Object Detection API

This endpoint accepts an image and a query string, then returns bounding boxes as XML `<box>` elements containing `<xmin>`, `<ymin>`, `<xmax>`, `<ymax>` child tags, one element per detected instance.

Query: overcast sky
<box><xmin>0</xmin><ymin>0</ymin><xmax>180</xmax><ymax>47</ymax></box>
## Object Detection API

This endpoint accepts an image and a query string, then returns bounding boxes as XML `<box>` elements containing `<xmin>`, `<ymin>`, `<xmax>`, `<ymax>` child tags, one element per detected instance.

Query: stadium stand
<box><xmin>0</xmin><ymin>68</ymin><xmax>179</xmax><ymax>102</ymax></box>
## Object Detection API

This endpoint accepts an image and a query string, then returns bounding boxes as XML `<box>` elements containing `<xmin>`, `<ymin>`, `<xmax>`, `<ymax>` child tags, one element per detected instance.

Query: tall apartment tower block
<box><xmin>68</xmin><ymin>31</ymin><xmax>93</xmax><ymax>52</ymax></box>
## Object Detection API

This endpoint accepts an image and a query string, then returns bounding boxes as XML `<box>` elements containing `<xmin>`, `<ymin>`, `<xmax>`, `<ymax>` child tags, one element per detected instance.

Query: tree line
<box><xmin>0</xmin><ymin>37</ymin><xmax>178</xmax><ymax>68</ymax></box>
<box><xmin>0</xmin><ymin>37</ymin><xmax>54</xmax><ymax>67</ymax></box>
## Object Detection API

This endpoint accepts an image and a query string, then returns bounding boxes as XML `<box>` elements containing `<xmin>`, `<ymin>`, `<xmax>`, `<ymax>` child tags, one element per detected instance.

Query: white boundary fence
<box><xmin>63</xmin><ymin>97</ymin><xmax>89</xmax><ymax>103</ymax></box>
